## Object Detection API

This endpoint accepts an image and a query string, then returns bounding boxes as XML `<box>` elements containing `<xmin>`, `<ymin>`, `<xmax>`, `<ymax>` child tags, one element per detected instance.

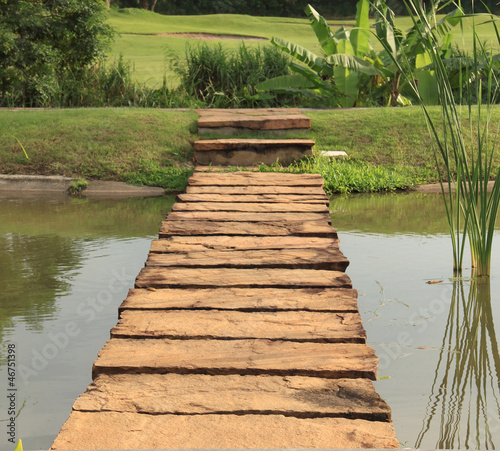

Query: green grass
<box><xmin>106</xmin><ymin>8</ymin><xmax>500</xmax><ymax>86</ymax></box>
<box><xmin>0</xmin><ymin>109</ymin><xmax>197</xmax><ymax>190</ymax></box>
<box><xmin>2</xmin><ymin>106</ymin><xmax>499</xmax><ymax>193</ymax></box>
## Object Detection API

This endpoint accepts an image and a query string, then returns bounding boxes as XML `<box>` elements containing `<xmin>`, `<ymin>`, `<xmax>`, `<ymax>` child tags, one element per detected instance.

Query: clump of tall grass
<box><xmin>172</xmin><ymin>42</ymin><xmax>300</xmax><ymax>108</ymax></box>
<box><xmin>378</xmin><ymin>0</ymin><xmax>500</xmax><ymax>276</ymax></box>
<box><xmin>0</xmin><ymin>56</ymin><xmax>199</xmax><ymax>108</ymax></box>
<box><xmin>245</xmin><ymin>156</ymin><xmax>424</xmax><ymax>194</ymax></box>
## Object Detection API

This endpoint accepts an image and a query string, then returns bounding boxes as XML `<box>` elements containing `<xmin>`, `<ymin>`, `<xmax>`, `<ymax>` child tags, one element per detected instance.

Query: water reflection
<box><xmin>415</xmin><ymin>278</ymin><xmax>500</xmax><ymax>449</ymax></box>
<box><xmin>0</xmin><ymin>195</ymin><xmax>175</xmax><ymax>356</ymax></box>
<box><xmin>331</xmin><ymin>192</ymin><xmax>451</xmax><ymax>235</ymax></box>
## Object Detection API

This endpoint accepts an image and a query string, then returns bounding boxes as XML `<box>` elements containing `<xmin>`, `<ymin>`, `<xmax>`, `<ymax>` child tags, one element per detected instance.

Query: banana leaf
<box><xmin>326</xmin><ymin>53</ymin><xmax>383</xmax><ymax>76</ymax></box>
<box><xmin>351</xmin><ymin>0</ymin><xmax>371</xmax><ymax>56</ymax></box>
<box><xmin>334</xmin><ymin>39</ymin><xmax>358</xmax><ymax>108</ymax></box>
<box><xmin>270</xmin><ymin>37</ymin><xmax>333</xmax><ymax>76</ymax></box>
<box><xmin>305</xmin><ymin>4</ymin><xmax>336</xmax><ymax>56</ymax></box>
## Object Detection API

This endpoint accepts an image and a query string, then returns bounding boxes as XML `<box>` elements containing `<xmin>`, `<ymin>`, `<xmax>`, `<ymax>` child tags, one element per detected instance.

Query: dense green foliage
<box><xmin>258</xmin><ymin>0</ymin><xmax>499</xmax><ymax>107</ymax></box>
<box><xmin>0</xmin><ymin>0</ymin><xmax>114</xmax><ymax>106</ymax></box>
<box><xmin>389</xmin><ymin>0</ymin><xmax>500</xmax><ymax>275</ymax></box>
<box><xmin>111</xmin><ymin>0</ymin><xmax>499</xmax><ymax>17</ymax></box>
<box><xmin>173</xmin><ymin>42</ymin><xmax>298</xmax><ymax>108</ymax></box>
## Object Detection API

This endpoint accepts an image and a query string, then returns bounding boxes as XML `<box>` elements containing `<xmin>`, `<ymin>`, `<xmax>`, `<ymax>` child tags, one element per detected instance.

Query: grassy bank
<box><xmin>107</xmin><ymin>8</ymin><xmax>500</xmax><ymax>86</ymax></box>
<box><xmin>1</xmin><ymin>107</ymin><xmax>499</xmax><ymax>194</ymax></box>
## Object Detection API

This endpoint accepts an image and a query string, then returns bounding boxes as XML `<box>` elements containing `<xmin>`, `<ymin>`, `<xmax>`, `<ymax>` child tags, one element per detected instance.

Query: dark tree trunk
<box><xmin>141</xmin><ymin>0</ymin><xmax>149</xmax><ymax>9</ymax></box>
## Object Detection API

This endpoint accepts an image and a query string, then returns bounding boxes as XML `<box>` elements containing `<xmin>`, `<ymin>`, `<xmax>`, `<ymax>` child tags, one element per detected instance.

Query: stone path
<box><xmin>51</xmin><ymin>110</ymin><xmax>398</xmax><ymax>449</ymax></box>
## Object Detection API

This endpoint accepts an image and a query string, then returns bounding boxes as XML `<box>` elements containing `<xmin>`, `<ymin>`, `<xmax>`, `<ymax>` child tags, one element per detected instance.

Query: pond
<box><xmin>0</xmin><ymin>191</ymin><xmax>499</xmax><ymax>450</ymax></box>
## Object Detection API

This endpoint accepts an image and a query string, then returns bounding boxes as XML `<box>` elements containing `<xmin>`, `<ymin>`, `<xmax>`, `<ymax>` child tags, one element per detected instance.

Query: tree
<box><xmin>0</xmin><ymin>0</ymin><xmax>114</xmax><ymax>106</ymax></box>
<box><xmin>140</xmin><ymin>0</ymin><xmax>159</xmax><ymax>11</ymax></box>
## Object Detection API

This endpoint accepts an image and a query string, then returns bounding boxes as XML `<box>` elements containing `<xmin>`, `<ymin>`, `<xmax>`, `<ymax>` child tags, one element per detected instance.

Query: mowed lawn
<box><xmin>107</xmin><ymin>8</ymin><xmax>500</xmax><ymax>86</ymax></box>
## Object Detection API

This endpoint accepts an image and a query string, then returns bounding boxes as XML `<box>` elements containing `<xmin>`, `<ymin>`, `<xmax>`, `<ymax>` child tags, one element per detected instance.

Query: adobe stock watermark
<box><xmin>378</xmin><ymin>283</ymin><xmax>454</xmax><ymax>370</ymax></box>
<box><xmin>18</xmin><ymin>267</ymin><xmax>133</xmax><ymax>384</ymax></box>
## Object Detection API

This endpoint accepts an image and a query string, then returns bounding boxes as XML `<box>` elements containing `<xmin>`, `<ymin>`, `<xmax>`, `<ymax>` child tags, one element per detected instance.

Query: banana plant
<box><xmin>371</xmin><ymin>0</ymin><xmax>461</xmax><ymax>105</ymax></box>
<box><xmin>258</xmin><ymin>0</ymin><xmax>462</xmax><ymax>107</ymax></box>
<box><xmin>257</xmin><ymin>0</ymin><xmax>381</xmax><ymax>107</ymax></box>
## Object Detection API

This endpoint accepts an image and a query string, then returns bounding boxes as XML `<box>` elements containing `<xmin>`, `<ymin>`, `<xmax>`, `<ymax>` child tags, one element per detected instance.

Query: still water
<box><xmin>0</xmin><ymin>192</ymin><xmax>499</xmax><ymax>450</ymax></box>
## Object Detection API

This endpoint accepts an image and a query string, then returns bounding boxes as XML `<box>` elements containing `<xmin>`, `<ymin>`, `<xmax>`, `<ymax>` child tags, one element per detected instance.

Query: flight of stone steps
<box><xmin>194</xmin><ymin>108</ymin><xmax>315</xmax><ymax>166</ymax></box>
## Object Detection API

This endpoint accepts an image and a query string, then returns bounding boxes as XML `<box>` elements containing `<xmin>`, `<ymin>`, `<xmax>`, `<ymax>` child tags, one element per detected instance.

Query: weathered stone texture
<box><xmin>51</xmin><ymin>412</ymin><xmax>399</xmax><ymax>450</ymax></box>
<box><xmin>73</xmin><ymin>373</ymin><xmax>390</xmax><ymax>420</ymax></box>
<box><xmin>118</xmin><ymin>287</ymin><xmax>359</xmax><ymax>312</ymax></box>
<box><xmin>135</xmin><ymin>267</ymin><xmax>352</xmax><ymax>288</ymax></box>
<box><xmin>92</xmin><ymin>339</ymin><xmax>378</xmax><ymax>380</ymax></box>
<box><xmin>111</xmin><ymin>310</ymin><xmax>366</xmax><ymax>342</ymax></box>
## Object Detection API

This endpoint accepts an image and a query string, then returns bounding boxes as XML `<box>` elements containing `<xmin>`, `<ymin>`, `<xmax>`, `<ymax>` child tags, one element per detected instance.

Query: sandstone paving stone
<box><xmin>159</xmin><ymin>220</ymin><xmax>336</xmax><ymax>237</ymax></box>
<box><xmin>196</xmin><ymin>108</ymin><xmax>302</xmax><ymax>115</ymax></box>
<box><xmin>73</xmin><ymin>373</ymin><xmax>391</xmax><ymax>420</ymax></box>
<box><xmin>51</xmin><ymin>411</ymin><xmax>399</xmax><ymax>449</ymax></box>
<box><xmin>135</xmin><ymin>267</ymin><xmax>351</xmax><ymax>289</ymax></box>
<box><xmin>110</xmin><ymin>310</ymin><xmax>366</xmax><ymax>343</ymax></box>
<box><xmin>166</xmin><ymin>210</ymin><xmax>331</xmax><ymax>223</ymax></box>
<box><xmin>194</xmin><ymin>138</ymin><xmax>315</xmax><ymax>152</ymax></box>
<box><xmin>145</xmin><ymin>247</ymin><xmax>348</xmax><ymax>271</ymax></box>
<box><xmin>197</xmin><ymin>113</ymin><xmax>311</xmax><ymax>131</ymax></box>
<box><xmin>188</xmin><ymin>171</ymin><xmax>324</xmax><ymax>186</ymax></box>
<box><xmin>177</xmin><ymin>193</ymin><xmax>329</xmax><ymax>203</ymax></box>
<box><xmin>118</xmin><ymin>287</ymin><xmax>359</xmax><ymax>313</ymax></box>
<box><xmin>149</xmin><ymin>236</ymin><xmax>340</xmax><ymax>252</ymax></box>
<box><xmin>91</xmin><ymin>339</ymin><xmax>378</xmax><ymax>380</ymax></box>
<box><xmin>172</xmin><ymin>201</ymin><xmax>329</xmax><ymax>212</ymax></box>
<box><xmin>186</xmin><ymin>184</ymin><xmax>327</xmax><ymax>195</ymax></box>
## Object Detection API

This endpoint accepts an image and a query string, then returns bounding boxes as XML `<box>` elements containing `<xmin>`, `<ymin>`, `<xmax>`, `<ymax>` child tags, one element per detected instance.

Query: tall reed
<box><xmin>375</xmin><ymin>0</ymin><xmax>500</xmax><ymax>276</ymax></box>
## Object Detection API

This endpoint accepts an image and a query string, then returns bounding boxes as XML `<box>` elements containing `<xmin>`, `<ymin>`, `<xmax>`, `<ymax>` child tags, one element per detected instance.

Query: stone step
<box><xmin>51</xmin><ymin>412</ymin><xmax>399</xmax><ymax>449</ymax></box>
<box><xmin>177</xmin><ymin>193</ymin><xmax>329</xmax><ymax>204</ymax></box>
<box><xmin>172</xmin><ymin>202</ymin><xmax>329</xmax><ymax>213</ymax></box>
<box><xmin>186</xmin><ymin>184</ymin><xmax>326</xmax><ymax>195</ymax></box>
<box><xmin>111</xmin><ymin>310</ymin><xmax>364</xmax><ymax>343</ymax></box>
<box><xmin>91</xmin><ymin>338</ymin><xmax>377</xmax><ymax>380</ymax></box>
<box><xmin>135</xmin><ymin>267</ymin><xmax>351</xmax><ymax>289</ymax></box>
<box><xmin>193</xmin><ymin>139</ymin><xmax>315</xmax><ymax>166</ymax></box>
<box><xmin>159</xmin><ymin>220</ymin><xmax>336</xmax><ymax>237</ymax></box>
<box><xmin>166</xmin><ymin>211</ymin><xmax>331</xmax><ymax>223</ymax></box>
<box><xmin>118</xmin><ymin>287</ymin><xmax>359</xmax><ymax>313</ymax></box>
<box><xmin>73</xmin><ymin>373</ymin><xmax>391</xmax><ymax>420</ymax></box>
<box><xmin>145</xmin><ymin>247</ymin><xmax>349</xmax><ymax>271</ymax></box>
<box><xmin>198</xmin><ymin>113</ymin><xmax>311</xmax><ymax>135</ymax></box>
<box><xmin>188</xmin><ymin>170</ymin><xmax>323</xmax><ymax>186</ymax></box>
<box><xmin>149</xmin><ymin>236</ymin><xmax>340</xmax><ymax>252</ymax></box>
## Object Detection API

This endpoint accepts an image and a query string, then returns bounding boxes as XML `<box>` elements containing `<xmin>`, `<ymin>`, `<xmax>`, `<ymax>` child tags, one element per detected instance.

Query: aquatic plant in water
<box><xmin>374</xmin><ymin>0</ymin><xmax>500</xmax><ymax>276</ymax></box>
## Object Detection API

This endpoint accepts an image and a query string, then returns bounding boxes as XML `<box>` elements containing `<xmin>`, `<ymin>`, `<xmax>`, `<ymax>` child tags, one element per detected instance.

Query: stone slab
<box><xmin>150</xmin><ymin>236</ymin><xmax>340</xmax><ymax>252</ymax></box>
<box><xmin>92</xmin><ymin>339</ymin><xmax>378</xmax><ymax>380</ymax></box>
<box><xmin>145</xmin><ymin>247</ymin><xmax>349</xmax><ymax>271</ymax></box>
<box><xmin>172</xmin><ymin>202</ymin><xmax>329</xmax><ymax>212</ymax></box>
<box><xmin>119</xmin><ymin>287</ymin><xmax>359</xmax><ymax>313</ymax></box>
<box><xmin>196</xmin><ymin>108</ymin><xmax>302</xmax><ymax>115</ymax></box>
<box><xmin>73</xmin><ymin>373</ymin><xmax>391</xmax><ymax>420</ymax></box>
<box><xmin>159</xmin><ymin>220</ymin><xmax>336</xmax><ymax>237</ymax></box>
<box><xmin>135</xmin><ymin>267</ymin><xmax>351</xmax><ymax>289</ymax></box>
<box><xmin>197</xmin><ymin>113</ymin><xmax>311</xmax><ymax>130</ymax></box>
<box><xmin>177</xmin><ymin>193</ymin><xmax>329</xmax><ymax>203</ymax></box>
<box><xmin>188</xmin><ymin>171</ymin><xmax>324</xmax><ymax>186</ymax></box>
<box><xmin>166</xmin><ymin>211</ymin><xmax>331</xmax><ymax>223</ymax></box>
<box><xmin>194</xmin><ymin>139</ymin><xmax>315</xmax><ymax>152</ymax></box>
<box><xmin>321</xmin><ymin>150</ymin><xmax>349</xmax><ymax>158</ymax></box>
<box><xmin>51</xmin><ymin>412</ymin><xmax>399</xmax><ymax>449</ymax></box>
<box><xmin>195</xmin><ymin>148</ymin><xmax>313</xmax><ymax>166</ymax></box>
<box><xmin>198</xmin><ymin>126</ymin><xmax>311</xmax><ymax>135</ymax></box>
<box><xmin>186</xmin><ymin>185</ymin><xmax>327</xmax><ymax>195</ymax></box>
<box><xmin>111</xmin><ymin>310</ymin><xmax>365</xmax><ymax>343</ymax></box>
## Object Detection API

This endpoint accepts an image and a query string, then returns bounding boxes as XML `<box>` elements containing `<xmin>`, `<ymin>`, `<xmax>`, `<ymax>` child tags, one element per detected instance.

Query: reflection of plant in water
<box><xmin>415</xmin><ymin>278</ymin><xmax>500</xmax><ymax>449</ymax></box>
